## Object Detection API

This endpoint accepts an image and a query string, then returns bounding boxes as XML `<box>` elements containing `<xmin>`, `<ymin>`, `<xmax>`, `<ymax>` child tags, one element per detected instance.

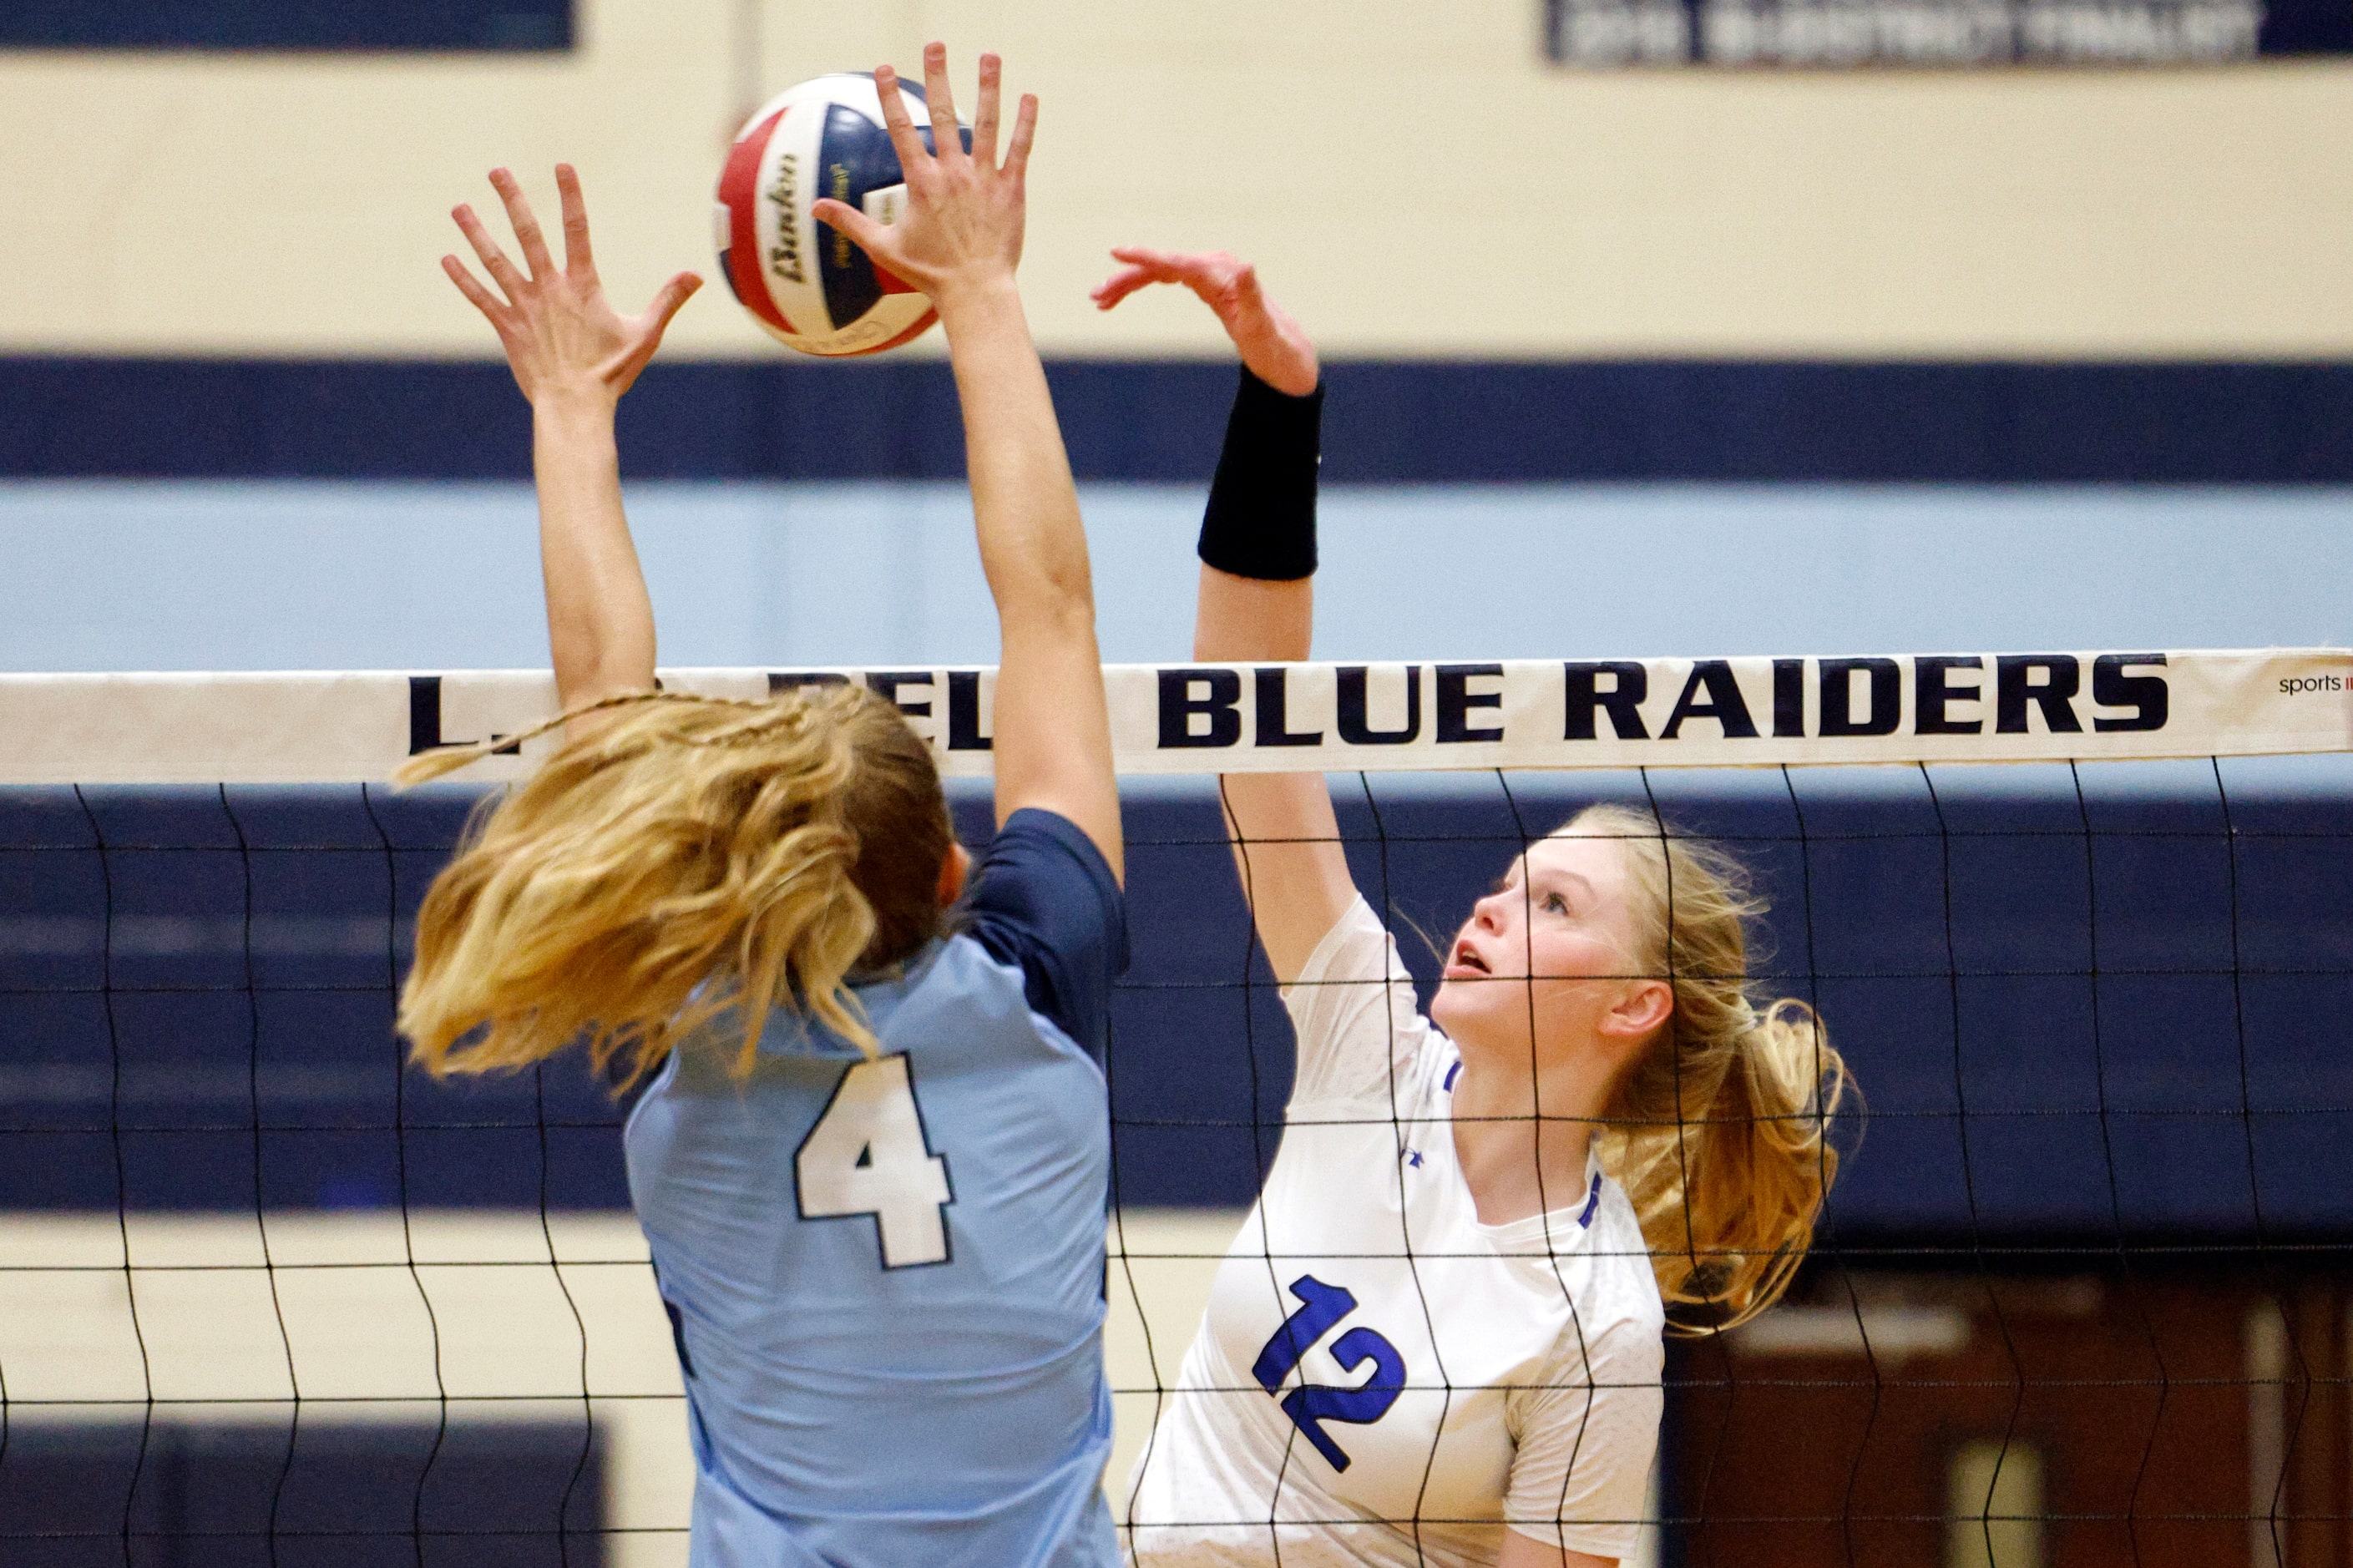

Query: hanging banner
<box><xmin>1544</xmin><ymin>0</ymin><xmax>2349</xmax><ymax>64</ymax></box>
<box><xmin>1</xmin><ymin>649</ymin><xmax>2347</xmax><ymax>785</ymax></box>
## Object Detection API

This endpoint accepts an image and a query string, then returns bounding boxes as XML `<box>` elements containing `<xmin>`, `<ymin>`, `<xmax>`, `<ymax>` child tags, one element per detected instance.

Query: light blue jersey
<box><xmin>625</xmin><ymin>811</ymin><xmax>1127</xmax><ymax>1568</ymax></box>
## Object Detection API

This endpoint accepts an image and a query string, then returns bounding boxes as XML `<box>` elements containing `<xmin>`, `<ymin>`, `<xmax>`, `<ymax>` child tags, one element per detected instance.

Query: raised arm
<box><xmin>817</xmin><ymin>48</ymin><xmax>1121</xmax><ymax>883</ymax></box>
<box><xmin>443</xmin><ymin>165</ymin><xmax>700</xmax><ymax>719</ymax></box>
<box><xmin>1093</xmin><ymin>250</ymin><xmax>1353</xmax><ymax>979</ymax></box>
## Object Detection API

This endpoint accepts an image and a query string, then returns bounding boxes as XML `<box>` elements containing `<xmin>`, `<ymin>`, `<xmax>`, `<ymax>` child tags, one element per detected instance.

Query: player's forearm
<box><xmin>934</xmin><ymin>274</ymin><xmax>1121</xmax><ymax>871</ymax></box>
<box><xmin>533</xmin><ymin>393</ymin><xmax>657</xmax><ymax>711</ymax></box>
<box><xmin>1194</xmin><ymin>364</ymin><xmax>1319</xmax><ymax>661</ymax></box>
<box><xmin>1195</xmin><ymin>567</ymin><xmax>1309</xmax><ymax>662</ymax></box>
<box><xmin>1192</xmin><ymin>375</ymin><xmax>1345</xmax><ymax>975</ymax></box>
<box><xmin>939</xmin><ymin>277</ymin><xmax>1094</xmax><ymax>630</ymax></box>
<box><xmin>1198</xmin><ymin>561</ymin><xmax>1341</xmax><ymax>977</ymax></box>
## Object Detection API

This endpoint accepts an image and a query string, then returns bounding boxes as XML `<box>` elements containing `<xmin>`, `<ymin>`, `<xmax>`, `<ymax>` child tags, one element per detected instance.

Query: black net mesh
<box><xmin>3</xmin><ymin>759</ymin><xmax>2348</xmax><ymax>1565</ymax></box>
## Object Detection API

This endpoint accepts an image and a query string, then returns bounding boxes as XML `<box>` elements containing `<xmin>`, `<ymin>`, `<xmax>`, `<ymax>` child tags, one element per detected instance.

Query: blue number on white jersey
<box><xmin>1251</xmin><ymin>1274</ymin><xmax>1407</xmax><ymax>1470</ymax></box>
<box><xmin>794</xmin><ymin>1054</ymin><xmax>954</xmax><ymax>1267</ymax></box>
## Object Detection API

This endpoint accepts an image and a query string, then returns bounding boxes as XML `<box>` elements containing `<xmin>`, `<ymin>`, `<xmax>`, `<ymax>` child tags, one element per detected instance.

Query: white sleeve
<box><xmin>1501</xmin><ymin>1315</ymin><xmax>1666</xmax><ymax>1560</ymax></box>
<box><xmin>1278</xmin><ymin>893</ymin><xmax>1434</xmax><ymax>1111</ymax></box>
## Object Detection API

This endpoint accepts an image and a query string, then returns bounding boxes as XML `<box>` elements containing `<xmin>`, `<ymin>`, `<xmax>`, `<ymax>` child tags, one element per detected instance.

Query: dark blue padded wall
<box><xmin>2</xmin><ymin>776</ymin><xmax>2346</xmax><ymax>1241</ymax></box>
<box><xmin>0</xmin><ymin>784</ymin><xmax>623</xmax><ymax>1212</ymax></box>
<box><xmin>5</xmin><ymin>357</ymin><xmax>2353</xmax><ymax>482</ymax></box>
<box><xmin>0</xmin><ymin>1420</ymin><xmax>602</xmax><ymax>1567</ymax></box>
<box><xmin>0</xmin><ymin>2</ymin><xmax>570</xmax><ymax>51</ymax></box>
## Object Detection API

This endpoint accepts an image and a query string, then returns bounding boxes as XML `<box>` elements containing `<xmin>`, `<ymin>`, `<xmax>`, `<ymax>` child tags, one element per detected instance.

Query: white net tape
<box><xmin>2</xmin><ymin>648</ymin><xmax>2346</xmax><ymax>783</ymax></box>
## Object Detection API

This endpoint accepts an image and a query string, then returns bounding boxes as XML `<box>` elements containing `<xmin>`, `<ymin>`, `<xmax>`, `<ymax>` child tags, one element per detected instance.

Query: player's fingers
<box><xmin>871</xmin><ymin>66</ymin><xmax>933</xmax><ymax>184</ymax></box>
<box><xmin>1090</xmin><ymin>267</ymin><xmax>1156</xmax><ymax>310</ymax></box>
<box><xmin>441</xmin><ymin>255</ymin><xmax>511</xmax><ymax>324</ymax></box>
<box><xmin>645</xmin><ymin>271</ymin><xmax>704</xmax><ymax>336</ymax></box>
<box><xmin>488</xmin><ymin>168</ymin><xmax>556</xmax><ymax>281</ymax></box>
<box><xmin>1090</xmin><ymin>262</ymin><xmax>1152</xmax><ymax>293</ymax></box>
<box><xmin>918</xmin><ymin>42</ymin><xmax>962</xmax><ymax>164</ymax></box>
<box><xmin>555</xmin><ymin>164</ymin><xmax>597</xmax><ymax>281</ymax></box>
<box><xmin>451</xmin><ymin>204</ymin><xmax>528</xmax><ymax>301</ymax></box>
<box><xmin>812</xmin><ymin>197</ymin><xmax>894</xmax><ymax>264</ymax></box>
<box><xmin>1170</xmin><ymin>255</ymin><xmax>1241</xmax><ymax>293</ymax></box>
<box><xmin>1002</xmin><ymin>93</ymin><xmax>1038</xmax><ymax>182</ymax></box>
<box><xmin>1112</xmin><ymin>249</ymin><xmax>1232</xmax><ymax>301</ymax></box>
<box><xmin>970</xmin><ymin>52</ymin><xmax>1002</xmax><ymax>168</ymax></box>
<box><xmin>1231</xmin><ymin>263</ymin><xmax>1266</xmax><ymax>311</ymax></box>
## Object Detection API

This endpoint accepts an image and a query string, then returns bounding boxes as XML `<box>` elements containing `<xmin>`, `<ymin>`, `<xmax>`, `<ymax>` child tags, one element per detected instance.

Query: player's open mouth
<box><xmin>1445</xmin><ymin>943</ymin><xmax>1490</xmax><ymax>978</ymax></box>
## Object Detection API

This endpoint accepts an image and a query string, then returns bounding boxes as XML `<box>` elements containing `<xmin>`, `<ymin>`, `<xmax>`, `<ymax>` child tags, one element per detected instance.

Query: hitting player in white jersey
<box><xmin>1092</xmin><ymin>251</ymin><xmax>1854</xmax><ymax>1567</ymax></box>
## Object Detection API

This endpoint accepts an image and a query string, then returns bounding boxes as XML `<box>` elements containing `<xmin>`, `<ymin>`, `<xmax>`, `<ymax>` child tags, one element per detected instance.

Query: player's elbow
<box><xmin>999</xmin><ymin>564</ymin><xmax>1098</xmax><ymax>639</ymax></box>
<box><xmin>557</xmin><ymin>647</ymin><xmax>656</xmax><ymax>714</ymax></box>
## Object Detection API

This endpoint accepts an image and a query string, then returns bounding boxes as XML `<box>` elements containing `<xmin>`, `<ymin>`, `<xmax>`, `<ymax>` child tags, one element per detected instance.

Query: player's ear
<box><xmin>936</xmin><ymin>842</ymin><xmax>972</xmax><ymax>910</ymax></box>
<box><xmin>1600</xmin><ymin>978</ymin><xmax>1673</xmax><ymax>1050</ymax></box>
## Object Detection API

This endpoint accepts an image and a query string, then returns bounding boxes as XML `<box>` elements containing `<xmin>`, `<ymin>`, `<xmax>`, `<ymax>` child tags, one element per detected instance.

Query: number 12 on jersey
<box><xmin>794</xmin><ymin>1055</ymin><xmax>954</xmax><ymax>1268</ymax></box>
<box><xmin>1252</xmin><ymin>1275</ymin><xmax>1406</xmax><ymax>1471</ymax></box>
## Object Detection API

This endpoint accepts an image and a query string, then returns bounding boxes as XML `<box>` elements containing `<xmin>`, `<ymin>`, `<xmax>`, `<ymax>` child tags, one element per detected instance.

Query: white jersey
<box><xmin>1124</xmin><ymin>897</ymin><xmax>1664</xmax><ymax>1567</ymax></box>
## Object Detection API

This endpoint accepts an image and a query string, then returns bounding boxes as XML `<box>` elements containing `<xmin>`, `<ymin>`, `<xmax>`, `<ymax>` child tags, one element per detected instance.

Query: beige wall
<box><xmin>0</xmin><ymin>1206</ymin><xmax>1297</xmax><ymax>1568</ymax></box>
<box><xmin>3</xmin><ymin>0</ymin><xmax>2350</xmax><ymax>358</ymax></box>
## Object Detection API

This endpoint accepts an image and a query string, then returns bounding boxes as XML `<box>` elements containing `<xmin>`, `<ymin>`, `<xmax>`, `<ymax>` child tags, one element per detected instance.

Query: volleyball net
<box><xmin>3</xmin><ymin>650</ymin><xmax>2349</xmax><ymax>1566</ymax></box>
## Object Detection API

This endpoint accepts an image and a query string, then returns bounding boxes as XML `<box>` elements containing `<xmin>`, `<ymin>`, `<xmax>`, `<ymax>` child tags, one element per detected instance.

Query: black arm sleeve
<box><xmin>1197</xmin><ymin>365</ymin><xmax>1324</xmax><ymax>582</ymax></box>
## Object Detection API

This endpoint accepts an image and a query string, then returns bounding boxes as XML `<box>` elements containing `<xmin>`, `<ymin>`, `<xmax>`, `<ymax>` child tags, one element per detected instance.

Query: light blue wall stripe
<box><xmin>3</xmin><ymin>479</ymin><xmax>2347</xmax><ymax>672</ymax></box>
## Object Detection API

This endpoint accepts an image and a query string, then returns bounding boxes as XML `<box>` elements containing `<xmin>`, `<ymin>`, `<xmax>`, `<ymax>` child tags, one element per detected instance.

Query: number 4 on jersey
<box><xmin>794</xmin><ymin>1055</ymin><xmax>954</xmax><ymax>1268</ymax></box>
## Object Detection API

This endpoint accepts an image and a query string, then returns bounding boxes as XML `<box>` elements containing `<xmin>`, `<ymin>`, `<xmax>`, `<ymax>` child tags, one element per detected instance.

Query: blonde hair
<box><xmin>1567</xmin><ymin>802</ymin><xmax>1851</xmax><ymax>1335</ymax></box>
<box><xmin>396</xmin><ymin>685</ymin><xmax>954</xmax><ymax>1087</ymax></box>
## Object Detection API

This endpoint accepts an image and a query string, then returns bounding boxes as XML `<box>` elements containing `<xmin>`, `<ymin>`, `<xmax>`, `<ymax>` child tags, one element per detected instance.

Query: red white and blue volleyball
<box><xmin>716</xmin><ymin>73</ymin><xmax>968</xmax><ymax>357</ymax></box>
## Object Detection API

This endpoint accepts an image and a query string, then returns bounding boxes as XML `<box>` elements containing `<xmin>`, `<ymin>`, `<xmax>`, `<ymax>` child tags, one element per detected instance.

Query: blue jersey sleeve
<box><xmin>960</xmin><ymin>808</ymin><xmax>1128</xmax><ymax>1065</ymax></box>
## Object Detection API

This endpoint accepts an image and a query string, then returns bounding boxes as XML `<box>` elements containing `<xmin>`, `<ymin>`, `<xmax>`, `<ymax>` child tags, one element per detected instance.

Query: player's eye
<box><xmin>1541</xmin><ymin>892</ymin><xmax>1569</xmax><ymax>914</ymax></box>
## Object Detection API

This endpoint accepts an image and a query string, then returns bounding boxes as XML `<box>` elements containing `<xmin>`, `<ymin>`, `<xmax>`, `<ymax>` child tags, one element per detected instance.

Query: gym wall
<box><xmin>0</xmin><ymin>0</ymin><xmax>2350</xmax><ymax>359</ymax></box>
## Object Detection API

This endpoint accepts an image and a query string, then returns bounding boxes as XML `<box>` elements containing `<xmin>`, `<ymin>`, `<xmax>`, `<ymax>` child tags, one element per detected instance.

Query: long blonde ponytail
<box><xmin>1571</xmin><ymin>804</ymin><xmax>1853</xmax><ymax>1334</ymax></box>
<box><xmin>397</xmin><ymin>684</ymin><xmax>954</xmax><ymax>1088</ymax></box>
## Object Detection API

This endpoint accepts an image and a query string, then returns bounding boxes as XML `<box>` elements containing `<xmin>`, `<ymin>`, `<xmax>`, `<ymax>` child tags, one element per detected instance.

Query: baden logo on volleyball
<box><xmin>763</xmin><ymin>155</ymin><xmax>803</xmax><ymax>282</ymax></box>
<box><xmin>716</xmin><ymin>72</ymin><xmax>967</xmax><ymax>357</ymax></box>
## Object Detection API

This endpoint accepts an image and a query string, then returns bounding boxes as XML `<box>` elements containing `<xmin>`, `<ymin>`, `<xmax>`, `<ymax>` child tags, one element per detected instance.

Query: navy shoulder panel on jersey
<box><xmin>959</xmin><ymin>809</ymin><xmax>1128</xmax><ymax>1065</ymax></box>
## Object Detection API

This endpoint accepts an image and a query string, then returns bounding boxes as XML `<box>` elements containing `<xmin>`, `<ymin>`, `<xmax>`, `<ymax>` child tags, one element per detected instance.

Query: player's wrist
<box><xmin>1235</xmin><ymin>331</ymin><xmax>1319</xmax><ymax>400</ymax></box>
<box><xmin>530</xmin><ymin>379</ymin><xmax>621</xmax><ymax>425</ymax></box>
<box><xmin>929</xmin><ymin>266</ymin><xmax>1024</xmax><ymax>323</ymax></box>
<box><xmin>1198</xmin><ymin>366</ymin><xmax>1323</xmax><ymax>582</ymax></box>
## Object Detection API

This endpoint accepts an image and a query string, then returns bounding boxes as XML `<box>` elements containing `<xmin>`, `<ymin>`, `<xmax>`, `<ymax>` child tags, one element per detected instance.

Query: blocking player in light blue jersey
<box><xmin>400</xmin><ymin>45</ymin><xmax>1126</xmax><ymax>1568</ymax></box>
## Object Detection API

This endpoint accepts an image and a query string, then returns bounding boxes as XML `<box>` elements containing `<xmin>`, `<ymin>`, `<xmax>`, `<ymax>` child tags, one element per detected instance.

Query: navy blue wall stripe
<box><xmin>0</xmin><ymin>1</ymin><xmax>570</xmax><ymax>51</ymax></box>
<box><xmin>5</xmin><ymin>357</ymin><xmax>2351</xmax><ymax>483</ymax></box>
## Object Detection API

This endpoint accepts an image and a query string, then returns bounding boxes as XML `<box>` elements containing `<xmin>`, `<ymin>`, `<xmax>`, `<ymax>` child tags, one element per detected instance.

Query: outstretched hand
<box><xmin>812</xmin><ymin>45</ymin><xmax>1035</xmax><ymax>315</ymax></box>
<box><xmin>443</xmin><ymin>164</ymin><xmax>701</xmax><ymax>407</ymax></box>
<box><xmin>1091</xmin><ymin>249</ymin><xmax>1318</xmax><ymax>397</ymax></box>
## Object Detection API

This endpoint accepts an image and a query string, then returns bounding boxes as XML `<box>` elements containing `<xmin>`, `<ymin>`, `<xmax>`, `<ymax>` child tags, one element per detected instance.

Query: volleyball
<box><xmin>716</xmin><ymin>72</ymin><xmax>968</xmax><ymax>357</ymax></box>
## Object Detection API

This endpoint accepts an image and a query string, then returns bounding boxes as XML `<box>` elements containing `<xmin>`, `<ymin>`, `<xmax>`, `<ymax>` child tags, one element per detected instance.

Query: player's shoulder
<box><xmin>1580</xmin><ymin>1179</ymin><xmax>1669</xmax><ymax>1342</ymax></box>
<box><xmin>888</xmin><ymin>928</ymin><xmax>1045</xmax><ymax>1032</ymax></box>
<box><xmin>1402</xmin><ymin>1029</ymin><xmax>1462</xmax><ymax>1111</ymax></box>
<box><xmin>969</xmin><ymin>807</ymin><xmax>1123</xmax><ymax>911</ymax></box>
<box><xmin>1283</xmin><ymin>893</ymin><xmax>1391</xmax><ymax>990</ymax></box>
<box><xmin>915</xmin><ymin>923</ymin><xmax>1022</xmax><ymax>987</ymax></box>
<box><xmin>1541</xmin><ymin>1278</ymin><xmax>1664</xmax><ymax>1385</ymax></box>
